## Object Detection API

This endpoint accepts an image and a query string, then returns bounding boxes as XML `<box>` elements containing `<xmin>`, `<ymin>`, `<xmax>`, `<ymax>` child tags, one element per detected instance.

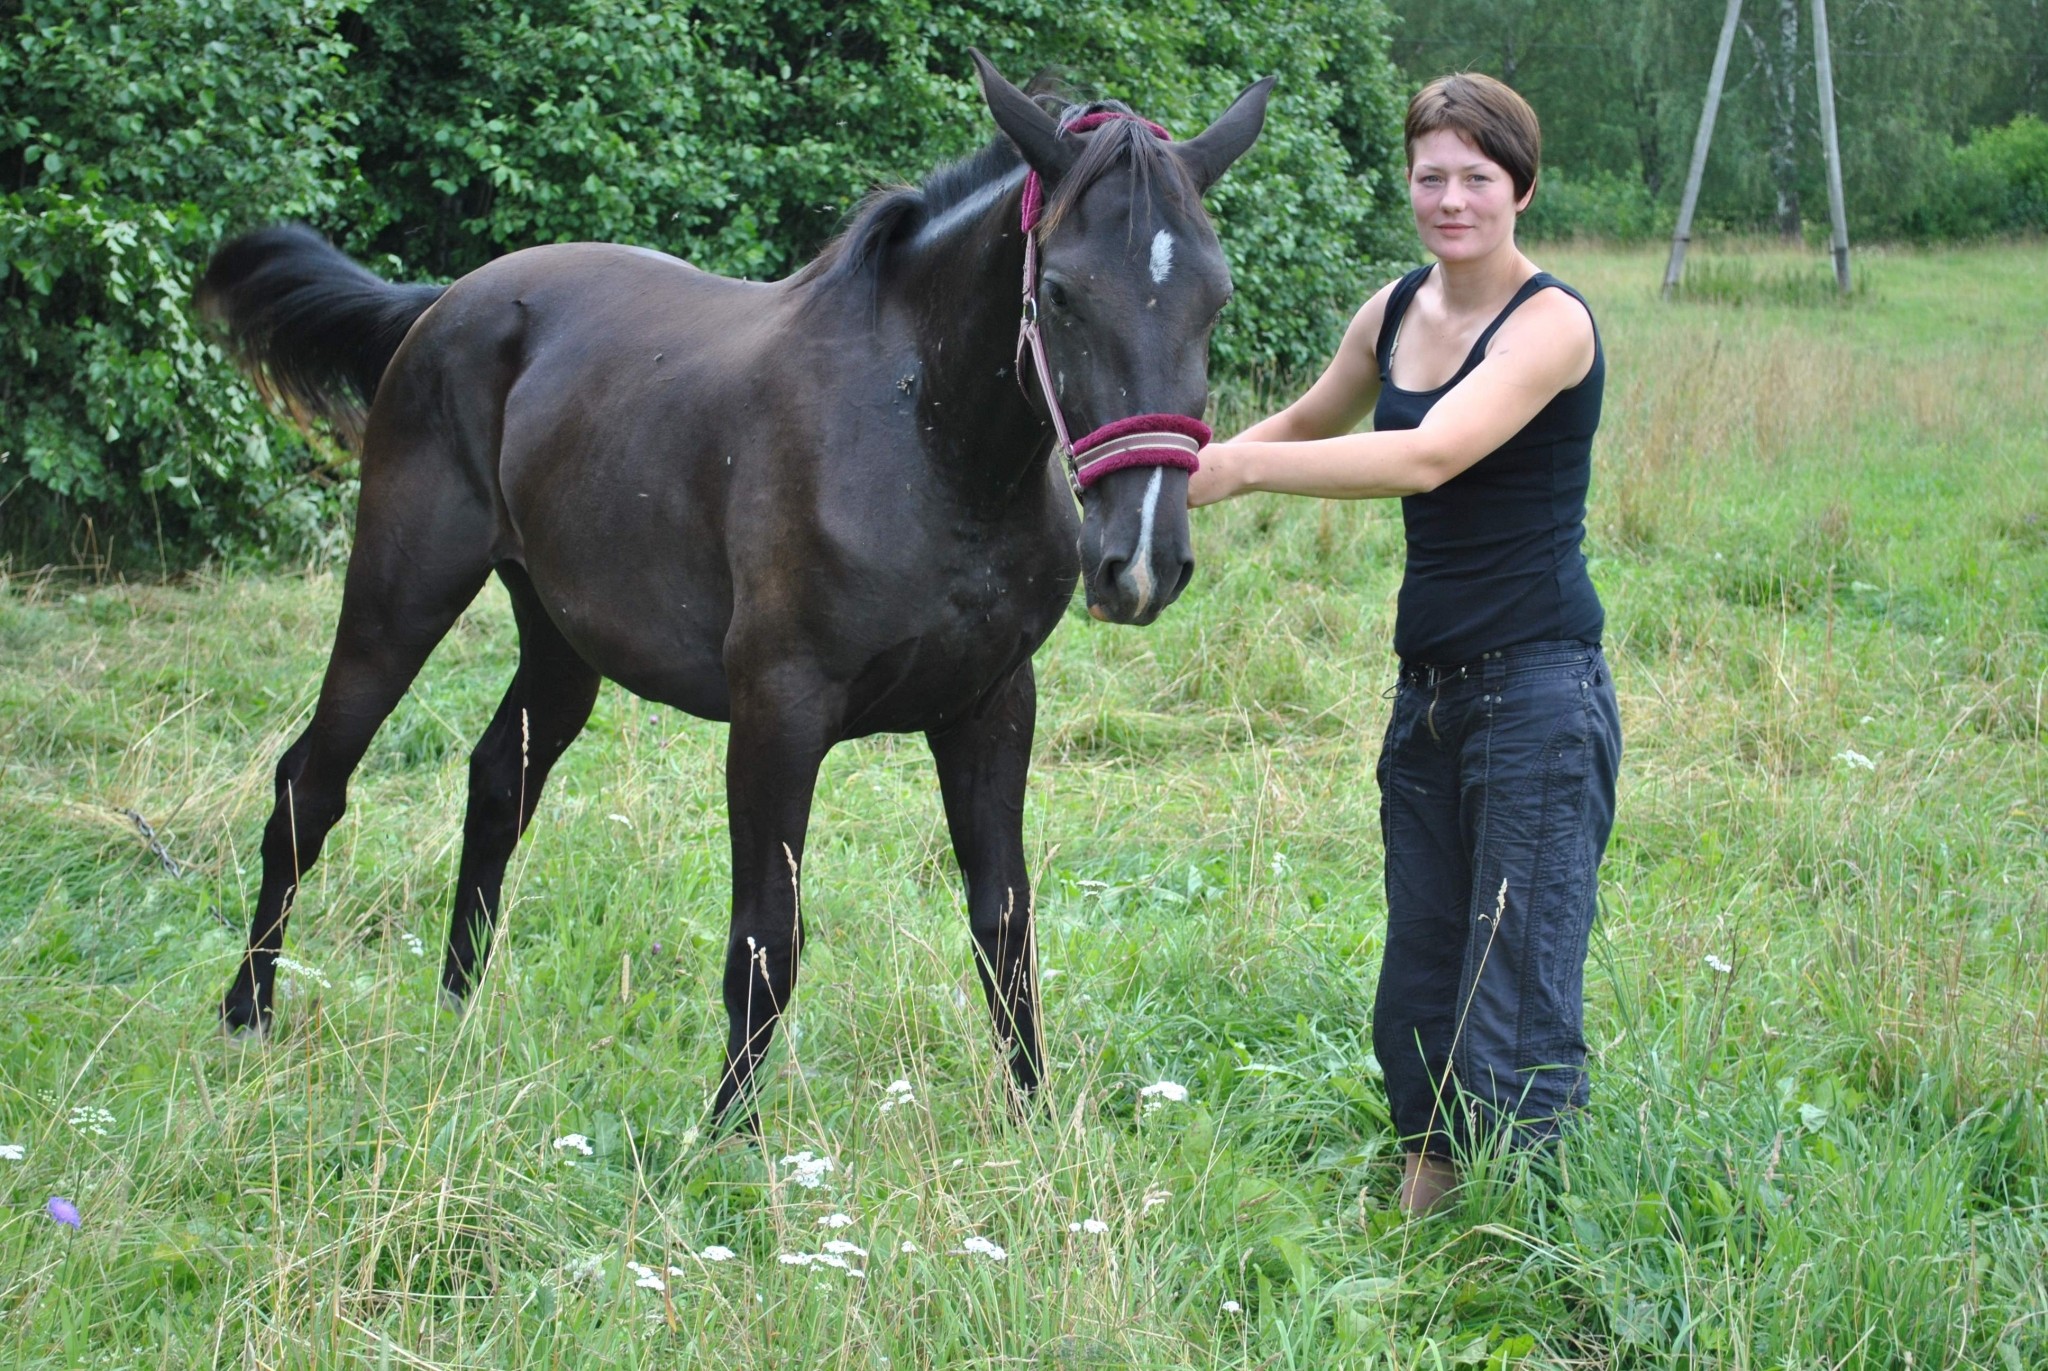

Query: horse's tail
<box><xmin>196</xmin><ymin>223</ymin><xmax>447</xmax><ymax>444</ymax></box>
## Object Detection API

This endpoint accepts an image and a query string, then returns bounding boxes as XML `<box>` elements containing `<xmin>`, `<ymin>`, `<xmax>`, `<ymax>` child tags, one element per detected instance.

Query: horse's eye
<box><xmin>1046</xmin><ymin>281</ymin><xmax>1071</xmax><ymax>312</ymax></box>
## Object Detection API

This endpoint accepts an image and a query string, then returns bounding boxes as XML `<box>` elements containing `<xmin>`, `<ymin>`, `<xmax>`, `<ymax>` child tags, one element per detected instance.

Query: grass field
<box><xmin>3</xmin><ymin>241</ymin><xmax>2045</xmax><ymax>1369</ymax></box>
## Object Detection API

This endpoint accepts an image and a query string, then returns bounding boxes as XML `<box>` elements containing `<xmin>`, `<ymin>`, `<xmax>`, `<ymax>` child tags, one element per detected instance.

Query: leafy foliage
<box><xmin>1518</xmin><ymin>168</ymin><xmax>1667</xmax><ymax>244</ymax></box>
<box><xmin>1898</xmin><ymin>114</ymin><xmax>2048</xmax><ymax>240</ymax></box>
<box><xmin>0</xmin><ymin>0</ymin><xmax>363</xmax><ymax>557</ymax></box>
<box><xmin>1</xmin><ymin>0</ymin><xmax>1411</xmax><ymax>560</ymax></box>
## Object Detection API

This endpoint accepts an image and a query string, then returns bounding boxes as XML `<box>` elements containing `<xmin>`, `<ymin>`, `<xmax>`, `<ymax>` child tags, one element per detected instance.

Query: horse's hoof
<box><xmin>220</xmin><ymin>1002</ymin><xmax>271</xmax><ymax>1040</ymax></box>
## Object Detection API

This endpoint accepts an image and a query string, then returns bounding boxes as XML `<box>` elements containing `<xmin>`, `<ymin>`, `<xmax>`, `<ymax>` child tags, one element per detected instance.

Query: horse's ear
<box><xmin>970</xmin><ymin>48</ymin><xmax>1077</xmax><ymax>183</ymax></box>
<box><xmin>1174</xmin><ymin>76</ymin><xmax>1276</xmax><ymax>193</ymax></box>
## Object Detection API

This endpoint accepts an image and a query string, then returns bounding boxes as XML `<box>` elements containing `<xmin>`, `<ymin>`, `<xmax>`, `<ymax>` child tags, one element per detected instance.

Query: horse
<box><xmin>197</xmin><ymin>51</ymin><xmax>1271</xmax><ymax>1123</ymax></box>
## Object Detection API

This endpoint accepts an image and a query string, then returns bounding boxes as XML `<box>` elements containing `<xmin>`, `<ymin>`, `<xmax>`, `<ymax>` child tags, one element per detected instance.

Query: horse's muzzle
<box><xmin>1083</xmin><ymin>542</ymin><xmax>1195</xmax><ymax>626</ymax></box>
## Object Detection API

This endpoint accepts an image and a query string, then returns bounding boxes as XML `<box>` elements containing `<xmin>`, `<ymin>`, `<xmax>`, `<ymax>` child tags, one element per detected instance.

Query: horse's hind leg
<box><xmin>221</xmin><ymin>463</ymin><xmax>492</xmax><ymax>1035</ymax></box>
<box><xmin>439</xmin><ymin>563</ymin><xmax>601</xmax><ymax>1007</ymax></box>
<box><xmin>928</xmin><ymin>662</ymin><xmax>1045</xmax><ymax>1100</ymax></box>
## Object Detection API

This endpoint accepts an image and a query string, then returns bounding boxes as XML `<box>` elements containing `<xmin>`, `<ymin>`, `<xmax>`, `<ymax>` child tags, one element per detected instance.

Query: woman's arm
<box><xmin>1228</xmin><ymin>282</ymin><xmax>1395</xmax><ymax>444</ymax></box>
<box><xmin>1190</xmin><ymin>288</ymin><xmax>1594</xmax><ymax>506</ymax></box>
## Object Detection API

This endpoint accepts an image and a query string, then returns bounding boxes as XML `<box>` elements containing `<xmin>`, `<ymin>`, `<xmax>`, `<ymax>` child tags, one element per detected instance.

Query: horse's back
<box><xmin>373</xmin><ymin>243</ymin><xmax>800</xmax><ymax>715</ymax></box>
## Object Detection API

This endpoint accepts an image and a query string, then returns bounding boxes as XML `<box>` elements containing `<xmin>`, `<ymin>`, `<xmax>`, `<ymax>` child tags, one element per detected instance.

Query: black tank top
<box><xmin>1372</xmin><ymin>264</ymin><xmax>1605</xmax><ymax>663</ymax></box>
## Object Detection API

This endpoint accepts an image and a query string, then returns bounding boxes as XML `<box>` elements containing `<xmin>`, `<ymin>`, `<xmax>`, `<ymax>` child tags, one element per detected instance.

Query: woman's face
<box><xmin>1407</xmin><ymin>128</ymin><xmax>1533</xmax><ymax>264</ymax></box>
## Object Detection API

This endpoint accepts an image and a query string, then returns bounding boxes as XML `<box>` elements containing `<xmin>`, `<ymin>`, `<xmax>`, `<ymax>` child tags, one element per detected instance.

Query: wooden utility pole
<box><xmin>1664</xmin><ymin>0</ymin><xmax>1746</xmax><ymax>299</ymax></box>
<box><xmin>1811</xmin><ymin>0</ymin><xmax>1851</xmax><ymax>292</ymax></box>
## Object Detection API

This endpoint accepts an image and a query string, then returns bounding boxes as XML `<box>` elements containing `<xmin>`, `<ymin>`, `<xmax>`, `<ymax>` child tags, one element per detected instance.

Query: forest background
<box><xmin>0</xmin><ymin>0</ymin><xmax>2043</xmax><ymax>562</ymax></box>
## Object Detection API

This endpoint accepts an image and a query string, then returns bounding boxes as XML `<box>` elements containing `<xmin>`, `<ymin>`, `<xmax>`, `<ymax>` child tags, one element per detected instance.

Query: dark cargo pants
<box><xmin>1373</xmin><ymin>640</ymin><xmax>1622</xmax><ymax>1158</ymax></box>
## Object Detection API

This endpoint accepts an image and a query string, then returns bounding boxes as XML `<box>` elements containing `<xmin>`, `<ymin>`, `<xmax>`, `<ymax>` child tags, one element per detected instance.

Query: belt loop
<box><xmin>1481</xmin><ymin>649</ymin><xmax>1506</xmax><ymax>694</ymax></box>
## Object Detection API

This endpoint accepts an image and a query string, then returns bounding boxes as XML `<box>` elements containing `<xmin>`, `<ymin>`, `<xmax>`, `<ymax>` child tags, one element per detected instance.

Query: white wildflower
<box><xmin>817</xmin><ymin>1212</ymin><xmax>855</xmax><ymax>1229</ymax></box>
<box><xmin>626</xmin><ymin>1261</ymin><xmax>666</xmax><ymax>1292</ymax></box>
<box><xmin>0</xmin><ymin>1144</ymin><xmax>23</xmax><ymax>1161</ymax></box>
<box><xmin>778</xmin><ymin>1252</ymin><xmax>815</xmax><ymax>1267</ymax></box>
<box><xmin>608</xmin><ymin>813</ymin><xmax>633</xmax><ymax>827</ymax></box>
<box><xmin>1139</xmin><ymin>1081</ymin><xmax>1189</xmax><ymax>1114</ymax></box>
<box><xmin>401</xmin><ymin>931</ymin><xmax>426</xmax><ymax>957</ymax></box>
<box><xmin>563</xmin><ymin>1253</ymin><xmax>605</xmax><ymax>1282</ymax></box>
<box><xmin>1066</xmin><ymin>1217</ymin><xmax>1109</xmax><ymax>1235</ymax></box>
<box><xmin>900</xmin><ymin>1240</ymin><xmax>919</xmax><ymax>1253</ymax></box>
<box><xmin>274</xmin><ymin>955</ymin><xmax>331</xmax><ymax>989</ymax></box>
<box><xmin>957</xmin><ymin>1236</ymin><xmax>1006</xmax><ymax>1261</ymax></box>
<box><xmin>1222</xmin><ymin>1299</ymin><xmax>1243</xmax><ymax>1314</ymax></box>
<box><xmin>1704</xmin><ymin>954</ymin><xmax>1733</xmax><ymax>975</ymax></box>
<box><xmin>778</xmin><ymin>1151</ymin><xmax>836</xmax><ymax>1189</ymax></box>
<box><xmin>823</xmin><ymin>1240</ymin><xmax>867</xmax><ymax>1257</ymax></box>
<box><xmin>68</xmin><ymin>1106</ymin><xmax>114</xmax><ymax>1137</ymax></box>
<box><xmin>699</xmin><ymin>1245</ymin><xmax>736</xmax><ymax>1262</ymax></box>
<box><xmin>878</xmin><ymin>1078</ymin><xmax>916</xmax><ymax>1113</ymax></box>
<box><xmin>1836</xmin><ymin>749</ymin><xmax>1876</xmax><ymax>771</ymax></box>
<box><xmin>553</xmin><ymin>1133</ymin><xmax>595</xmax><ymax>1159</ymax></box>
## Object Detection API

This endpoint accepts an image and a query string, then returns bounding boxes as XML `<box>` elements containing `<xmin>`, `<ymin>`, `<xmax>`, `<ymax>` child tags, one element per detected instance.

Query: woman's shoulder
<box><xmin>1486</xmin><ymin>278</ymin><xmax>1599</xmax><ymax>389</ymax></box>
<box><xmin>1501</xmin><ymin>277</ymin><xmax>1596</xmax><ymax>349</ymax></box>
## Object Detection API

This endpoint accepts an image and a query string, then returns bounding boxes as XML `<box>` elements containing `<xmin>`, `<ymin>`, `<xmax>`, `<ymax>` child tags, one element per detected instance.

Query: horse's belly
<box><xmin>516</xmin><ymin>561</ymin><xmax>735</xmax><ymax>720</ymax></box>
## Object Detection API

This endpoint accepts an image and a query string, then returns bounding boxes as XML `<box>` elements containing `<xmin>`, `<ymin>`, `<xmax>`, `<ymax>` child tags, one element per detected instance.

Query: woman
<box><xmin>1189</xmin><ymin>74</ymin><xmax>1622</xmax><ymax>1215</ymax></box>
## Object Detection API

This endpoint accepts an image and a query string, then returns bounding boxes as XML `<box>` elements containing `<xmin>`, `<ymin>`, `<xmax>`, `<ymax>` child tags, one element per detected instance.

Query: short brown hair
<box><xmin>1405</xmin><ymin>74</ymin><xmax>1541</xmax><ymax>202</ymax></box>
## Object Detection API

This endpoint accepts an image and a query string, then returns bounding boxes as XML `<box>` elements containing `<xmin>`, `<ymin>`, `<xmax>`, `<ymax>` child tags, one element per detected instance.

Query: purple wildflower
<box><xmin>47</xmin><ymin>1196</ymin><xmax>81</xmax><ymax>1228</ymax></box>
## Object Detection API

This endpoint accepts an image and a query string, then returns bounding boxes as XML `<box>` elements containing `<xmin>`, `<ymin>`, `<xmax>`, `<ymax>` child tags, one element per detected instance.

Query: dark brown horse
<box><xmin>197</xmin><ymin>53</ymin><xmax>1270</xmax><ymax>1122</ymax></box>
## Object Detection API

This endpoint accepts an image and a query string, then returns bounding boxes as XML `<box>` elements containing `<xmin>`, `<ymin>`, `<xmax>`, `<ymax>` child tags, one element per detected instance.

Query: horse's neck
<box><xmin>895</xmin><ymin>211</ymin><xmax>1052</xmax><ymax>500</ymax></box>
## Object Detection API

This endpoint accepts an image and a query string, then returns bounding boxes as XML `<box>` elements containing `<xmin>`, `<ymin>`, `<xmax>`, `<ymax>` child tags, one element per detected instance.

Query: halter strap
<box><xmin>1016</xmin><ymin>111</ymin><xmax>1210</xmax><ymax>494</ymax></box>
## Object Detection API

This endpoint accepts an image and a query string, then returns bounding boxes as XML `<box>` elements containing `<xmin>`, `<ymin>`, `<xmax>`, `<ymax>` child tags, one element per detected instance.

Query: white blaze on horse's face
<box><xmin>1124</xmin><ymin>467</ymin><xmax>1166</xmax><ymax>620</ymax></box>
<box><xmin>1148</xmin><ymin>230</ymin><xmax>1175</xmax><ymax>285</ymax></box>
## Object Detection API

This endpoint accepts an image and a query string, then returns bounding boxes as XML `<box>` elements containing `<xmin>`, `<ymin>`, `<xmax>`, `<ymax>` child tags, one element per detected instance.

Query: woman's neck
<box><xmin>1431</xmin><ymin>241</ymin><xmax>1538</xmax><ymax>315</ymax></box>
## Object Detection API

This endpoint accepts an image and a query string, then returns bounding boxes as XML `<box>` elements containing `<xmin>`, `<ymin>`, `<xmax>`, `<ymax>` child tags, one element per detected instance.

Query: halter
<box><xmin>1016</xmin><ymin>111</ymin><xmax>1211</xmax><ymax>495</ymax></box>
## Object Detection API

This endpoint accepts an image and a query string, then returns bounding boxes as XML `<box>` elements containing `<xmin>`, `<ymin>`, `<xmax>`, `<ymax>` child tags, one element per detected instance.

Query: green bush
<box><xmin>2</xmin><ymin>0</ymin><xmax>1412</xmax><ymax>561</ymax></box>
<box><xmin>0</xmin><ymin>0</ymin><xmax>363</xmax><ymax>558</ymax></box>
<box><xmin>1518</xmin><ymin>167</ymin><xmax>1667</xmax><ymax>245</ymax></box>
<box><xmin>334</xmin><ymin>0</ymin><xmax>1414</xmax><ymax>380</ymax></box>
<box><xmin>1916</xmin><ymin>115</ymin><xmax>2048</xmax><ymax>240</ymax></box>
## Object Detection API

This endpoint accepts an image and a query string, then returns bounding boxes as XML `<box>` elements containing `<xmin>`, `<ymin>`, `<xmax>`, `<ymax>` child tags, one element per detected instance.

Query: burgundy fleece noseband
<box><xmin>1016</xmin><ymin>112</ymin><xmax>1211</xmax><ymax>494</ymax></box>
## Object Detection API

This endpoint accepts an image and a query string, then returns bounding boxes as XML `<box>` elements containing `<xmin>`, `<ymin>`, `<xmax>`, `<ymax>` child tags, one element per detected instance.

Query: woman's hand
<box><xmin>1188</xmin><ymin>443</ymin><xmax>1249</xmax><ymax>508</ymax></box>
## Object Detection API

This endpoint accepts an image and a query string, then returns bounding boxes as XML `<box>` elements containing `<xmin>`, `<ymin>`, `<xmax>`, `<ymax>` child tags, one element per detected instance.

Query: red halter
<box><xmin>1016</xmin><ymin>112</ymin><xmax>1211</xmax><ymax>494</ymax></box>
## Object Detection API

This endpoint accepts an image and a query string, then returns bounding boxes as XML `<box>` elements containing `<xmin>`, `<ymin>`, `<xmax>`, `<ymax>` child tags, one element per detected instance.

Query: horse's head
<box><xmin>972</xmin><ymin>52</ymin><xmax>1272</xmax><ymax>626</ymax></box>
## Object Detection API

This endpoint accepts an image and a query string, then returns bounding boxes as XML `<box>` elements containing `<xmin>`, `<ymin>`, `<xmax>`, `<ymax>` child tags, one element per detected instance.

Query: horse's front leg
<box><xmin>927</xmin><ymin>662</ymin><xmax>1044</xmax><ymax>1100</ymax></box>
<box><xmin>710</xmin><ymin>676</ymin><xmax>841</xmax><ymax>1129</ymax></box>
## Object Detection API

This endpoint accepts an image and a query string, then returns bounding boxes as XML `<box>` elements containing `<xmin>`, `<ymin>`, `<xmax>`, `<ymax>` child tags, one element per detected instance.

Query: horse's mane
<box><xmin>794</xmin><ymin>90</ymin><xmax>1203</xmax><ymax>291</ymax></box>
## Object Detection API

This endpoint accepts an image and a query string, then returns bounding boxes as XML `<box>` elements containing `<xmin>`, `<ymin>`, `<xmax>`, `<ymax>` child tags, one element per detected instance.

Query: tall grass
<box><xmin>2</xmin><ymin>243</ymin><xmax>2044</xmax><ymax>1368</ymax></box>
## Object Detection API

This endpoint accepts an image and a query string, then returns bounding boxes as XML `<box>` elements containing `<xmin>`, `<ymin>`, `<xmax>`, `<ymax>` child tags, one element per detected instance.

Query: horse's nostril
<box><xmin>1172</xmin><ymin>559</ymin><xmax>1195</xmax><ymax>600</ymax></box>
